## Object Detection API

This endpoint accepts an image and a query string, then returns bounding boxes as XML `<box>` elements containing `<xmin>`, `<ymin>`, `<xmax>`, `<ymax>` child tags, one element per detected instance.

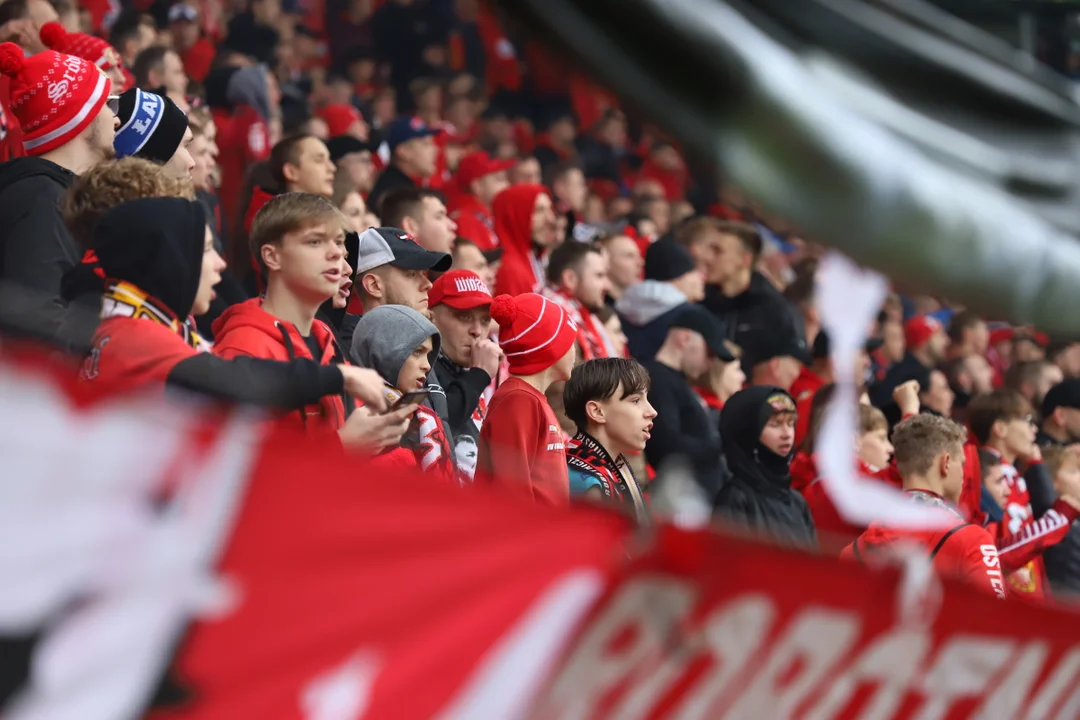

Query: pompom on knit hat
<box><xmin>490</xmin><ymin>292</ymin><xmax>578</xmax><ymax>376</ymax></box>
<box><xmin>0</xmin><ymin>43</ymin><xmax>110</xmax><ymax>156</ymax></box>
<box><xmin>39</xmin><ymin>21</ymin><xmax>122</xmax><ymax>71</ymax></box>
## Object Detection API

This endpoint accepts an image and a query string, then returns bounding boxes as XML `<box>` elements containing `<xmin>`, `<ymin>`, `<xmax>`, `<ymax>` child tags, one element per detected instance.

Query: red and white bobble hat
<box><xmin>490</xmin><ymin>292</ymin><xmax>578</xmax><ymax>376</ymax></box>
<box><xmin>39</xmin><ymin>22</ymin><xmax>122</xmax><ymax>72</ymax></box>
<box><xmin>0</xmin><ymin>42</ymin><xmax>110</xmax><ymax>156</ymax></box>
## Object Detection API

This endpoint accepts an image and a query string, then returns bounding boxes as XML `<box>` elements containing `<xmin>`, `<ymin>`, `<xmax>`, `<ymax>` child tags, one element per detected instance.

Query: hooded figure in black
<box><xmin>714</xmin><ymin>385</ymin><xmax>817</xmax><ymax>548</ymax></box>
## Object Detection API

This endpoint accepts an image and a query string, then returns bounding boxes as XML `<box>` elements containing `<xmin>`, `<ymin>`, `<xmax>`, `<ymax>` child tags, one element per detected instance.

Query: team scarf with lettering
<box><xmin>381</xmin><ymin>383</ymin><xmax>456</xmax><ymax>480</ymax></box>
<box><xmin>100</xmin><ymin>280</ymin><xmax>211</xmax><ymax>352</ymax></box>
<box><xmin>541</xmin><ymin>286</ymin><xmax>618</xmax><ymax>360</ymax></box>
<box><xmin>566</xmin><ymin>431</ymin><xmax>648</xmax><ymax>523</ymax></box>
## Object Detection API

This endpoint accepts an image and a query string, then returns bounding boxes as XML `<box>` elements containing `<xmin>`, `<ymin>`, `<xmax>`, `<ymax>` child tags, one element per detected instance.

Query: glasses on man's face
<box><xmin>1014</xmin><ymin>414</ymin><xmax>1035</xmax><ymax>426</ymax></box>
<box><xmin>106</xmin><ymin>95</ymin><xmax>121</xmax><ymax>114</ymax></box>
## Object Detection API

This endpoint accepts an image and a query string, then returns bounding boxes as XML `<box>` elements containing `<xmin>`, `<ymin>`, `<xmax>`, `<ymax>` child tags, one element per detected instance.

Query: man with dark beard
<box><xmin>0</xmin><ymin>42</ymin><xmax>119</xmax><ymax>344</ymax></box>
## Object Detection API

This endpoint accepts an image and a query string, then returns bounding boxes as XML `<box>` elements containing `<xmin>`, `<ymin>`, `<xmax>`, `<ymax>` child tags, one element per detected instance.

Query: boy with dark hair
<box><xmin>269</xmin><ymin>134</ymin><xmax>335</xmax><ymax>197</ymax></box>
<box><xmin>542</xmin><ymin>241</ymin><xmax>616</xmax><ymax>360</ymax></box>
<box><xmin>563</xmin><ymin>357</ymin><xmax>656</xmax><ymax>521</ymax></box>
<box><xmin>379</xmin><ymin>187</ymin><xmax>457</xmax><ymax>254</ymax></box>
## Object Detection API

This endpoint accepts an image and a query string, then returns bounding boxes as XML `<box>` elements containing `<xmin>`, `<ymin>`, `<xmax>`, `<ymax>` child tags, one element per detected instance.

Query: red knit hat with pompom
<box><xmin>491</xmin><ymin>292</ymin><xmax>578</xmax><ymax>375</ymax></box>
<box><xmin>0</xmin><ymin>42</ymin><xmax>111</xmax><ymax>156</ymax></box>
<box><xmin>40</xmin><ymin>22</ymin><xmax>122</xmax><ymax>71</ymax></box>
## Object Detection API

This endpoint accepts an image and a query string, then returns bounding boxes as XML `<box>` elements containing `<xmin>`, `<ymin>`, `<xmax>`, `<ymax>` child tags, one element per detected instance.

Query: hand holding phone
<box><xmin>390</xmin><ymin>387</ymin><xmax>432</xmax><ymax>411</ymax></box>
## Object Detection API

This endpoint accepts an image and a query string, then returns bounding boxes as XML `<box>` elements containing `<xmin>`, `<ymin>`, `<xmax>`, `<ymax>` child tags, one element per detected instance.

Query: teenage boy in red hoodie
<box><xmin>492</xmin><ymin>184</ymin><xmax>560</xmax><ymax>296</ymax></box>
<box><xmin>478</xmin><ymin>292</ymin><xmax>578</xmax><ymax>505</ymax></box>
<box><xmin>213</xmin><ymin>192</ymin><xmax>408</xmax><ymax>440</ymax></box>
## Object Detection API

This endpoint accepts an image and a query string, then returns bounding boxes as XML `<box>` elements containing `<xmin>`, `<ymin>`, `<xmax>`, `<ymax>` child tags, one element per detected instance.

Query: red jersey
<box><xmin>842</xmin><ymin>490</ymin><xmax>1007</xmax><ymax>599</ymax></box>
<box><xmin>476</xmin><ymin>377</ymin><xmax>569</xmax><ymax>506</ymax></box>
<box><xmin>80</xmin><ymin>316</ymin><xmax>202</xmax><ymax>395</ymax></box>
<box><xmin>212</xmin><ymin>298</ymin><xmax>346</xmax><ymax>436</ymax></box>
<box><xmin>217</xmin><ymin>106</ymin><xmax>271</xmax><ymax>226</ymax></box>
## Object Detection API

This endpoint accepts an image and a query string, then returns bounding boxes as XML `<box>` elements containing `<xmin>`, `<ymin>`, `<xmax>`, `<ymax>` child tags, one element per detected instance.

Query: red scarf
<box><xmin>566</xmin><ymin>431</ymin><xmax>648</xmax><ymax>523</ymax></box>
<box><xmin>541</xmin><ymin>286</ymin><xmax>617</xmax><ymax>360</ymax></box>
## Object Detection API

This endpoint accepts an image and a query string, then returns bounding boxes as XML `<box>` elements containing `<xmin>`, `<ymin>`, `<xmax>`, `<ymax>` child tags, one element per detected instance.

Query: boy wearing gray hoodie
<box><xmin>351</xmin><ymin>305</ymin><xmax>455</xmax><ymax>479</ymax></box>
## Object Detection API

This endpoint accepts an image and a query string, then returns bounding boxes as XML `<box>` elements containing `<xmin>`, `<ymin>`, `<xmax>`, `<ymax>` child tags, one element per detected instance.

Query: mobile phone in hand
<box><xmin>389</xmin><ymin>388</ymin><xmax>431</xmax><ymax>411</ymax></box>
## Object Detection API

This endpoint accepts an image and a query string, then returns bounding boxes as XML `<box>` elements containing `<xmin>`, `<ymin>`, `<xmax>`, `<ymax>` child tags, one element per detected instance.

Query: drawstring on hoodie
<box><xmin>276</xmin><ymin>321</ymin><xmax>308</xmax><ymax>429</ymax></box>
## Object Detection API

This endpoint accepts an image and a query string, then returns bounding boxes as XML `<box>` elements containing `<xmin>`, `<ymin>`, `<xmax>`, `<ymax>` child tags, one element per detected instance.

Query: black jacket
<box><xmin>367</xmin><ymin>164</ymin><xmax>418</xmax><ymax>218</ymax></box>
<box><xmin>702</xmin><ymin>271</ymin><xmax>804</xmax><ymax>348</ymax></box>
<box><xmin>433</xmin><ymin>352</ymin><xmax>492</xmax><ymax>443</ymax></box>
<box><xmin>713</xmin><ymin>386</ymin><xmax>817</xmax><ymax>548</ymax></box>
<box><xmin>644</xmin><ymin>360</ymin><xmax>728</xmax><ymax>497</ymax></box>
<box><xmin>0</xmin><ymin>157</ymin><xmax>81</xmax><ymax>343</ymax></box>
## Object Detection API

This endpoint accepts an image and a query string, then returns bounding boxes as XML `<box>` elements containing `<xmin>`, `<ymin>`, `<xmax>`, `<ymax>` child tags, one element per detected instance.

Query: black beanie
<box><xmin>114</xmin><ymin>88</ymin><xmax>189</xmax><ymax>164</ymax></box>
<box><xmin>644</xmin><ymin>235</ymin><xmax>696</xmax><ymax>282</ymax></box>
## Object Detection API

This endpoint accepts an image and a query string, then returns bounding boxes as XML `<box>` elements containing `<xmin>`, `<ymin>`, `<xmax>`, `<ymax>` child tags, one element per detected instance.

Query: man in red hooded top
<box><xmin>492</xmin><ymin>184</ymin><xmax>559</xmax><ymax>296</ymax></box>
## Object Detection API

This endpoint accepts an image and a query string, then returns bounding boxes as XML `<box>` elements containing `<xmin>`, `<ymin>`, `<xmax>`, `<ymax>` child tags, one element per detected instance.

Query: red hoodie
<box><xmin>218</xmin><ymin>105</ymin><xmax>271</xmax><ymax>226</ymax></box>
<box><xmin>493</xmin><ymin>184</ymin><xmax>549</xmax><ymax>296</ymax></box>
<box><xmin>791</xmin><ymin>452</ymin><xmax>902</xmax><ymax>552</ymax></box>
<box><xmin>842</xmin><ymin>489</ymin><xmax>1007</xmax><ymax>599</ymax></box>
<box><xmin>212</xmin><ymin>298</ymin><xmax>346</xmax><ymax>435</ymax></box>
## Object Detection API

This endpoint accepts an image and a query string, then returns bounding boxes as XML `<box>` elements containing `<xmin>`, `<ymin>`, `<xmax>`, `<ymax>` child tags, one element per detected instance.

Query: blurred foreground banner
<box><xmin>3</xmin><ymin>352</ymin><xmax>1080</xmax><ymax>719</ymax></box>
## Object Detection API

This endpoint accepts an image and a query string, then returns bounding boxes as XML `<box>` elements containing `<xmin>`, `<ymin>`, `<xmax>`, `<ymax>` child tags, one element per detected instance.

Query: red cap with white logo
<box><xmin>429</xmin><ymin>269</ymin><xmax>493</xmax><ymax>310</ymax></box>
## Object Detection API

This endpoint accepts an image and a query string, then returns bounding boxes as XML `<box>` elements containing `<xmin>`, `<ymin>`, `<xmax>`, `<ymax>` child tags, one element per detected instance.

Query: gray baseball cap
<box><xmin>353</xmin><ymin>226</ymin><xmax>452</xmax><ymax>276</ymax></box>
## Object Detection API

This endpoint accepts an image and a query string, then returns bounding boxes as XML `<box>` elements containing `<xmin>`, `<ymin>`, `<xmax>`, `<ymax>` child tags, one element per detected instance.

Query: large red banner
<box><xmin>4</xmin><ymin>352</ymin><xmax>1080</xmax><ymax>719</ymax></box>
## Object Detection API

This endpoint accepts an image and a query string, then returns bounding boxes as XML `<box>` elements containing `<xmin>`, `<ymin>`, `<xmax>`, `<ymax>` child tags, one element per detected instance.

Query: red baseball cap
<box><xmin>455</xmin><ymin>151</ymin><xmax>515</xmax><ymax>189</ymax></box>
<box><xmin>904</xmin><ymin>315</ymin><xmax>943</xmax><ymax>349</ymax></box>
<box><xmin>429</xmin><ymin>270</ymin><xmax>493</xmax><ymax>310</ymax></box>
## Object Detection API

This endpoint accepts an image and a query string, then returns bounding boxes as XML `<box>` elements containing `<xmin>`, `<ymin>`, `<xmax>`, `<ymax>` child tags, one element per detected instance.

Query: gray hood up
<box><xmin>350</xmin><ymin>305</ymin><xmax>442</xmax><ymax>388</ymax></box>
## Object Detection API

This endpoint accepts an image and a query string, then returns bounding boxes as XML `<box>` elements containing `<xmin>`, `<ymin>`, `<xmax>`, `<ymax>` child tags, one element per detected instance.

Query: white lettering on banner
<box><xmin>541</xmin><ymin>577</ymin><xmax>696</xmax><ymax>720</ymax></box>
<box><xmin>649</xmin><ymin>595</ymin><xmax>774</xmax><ymax>720</ymax></box>
<box><xmin>140</xmin><ymin>99</ymin><xmax>158</xmax><ymax>118</ymax></box>
<box><xmin>918</xmin><ymin>637</ymin><xmax>1015</xmax><ymax>719</ymax></box>
<box><xmin>805</xmin><ymin>630</ymin><xmax>931</xmax><ymax>720</ymax></box>
<box><xmin>533</xmin><ymin>580</ymin><xmax>1080</xmax><ymax>720</ymax></box>
<box><xmin>301</xmin><ymin>650</ymin><xmax>381</xmax><ymax>720</ymax></box>
<box><xmin>722</xmin><ymin>608</ymin><xmax>860</xmax><ymax>718</ymax></box>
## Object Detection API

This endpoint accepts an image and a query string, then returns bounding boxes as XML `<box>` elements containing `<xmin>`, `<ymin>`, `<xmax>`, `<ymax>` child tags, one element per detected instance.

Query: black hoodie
<box><xmin>90</xmin><ymin>197</ymin><xmax>345</xmax><ymax>410</ymax></box>
<box><xmin>0</xmin><ymin>157</ymin><xmax>81</xmax><ymax>343</ymax></box>
<box><xmin>702</xmin><ymin>271</ymin><xmax>804</xmax><ymax>348</ymax></box>
<box><xmin>713</xmin><ymin>385</ymin><xmax>817</xmax><ymax>548</ymax></box>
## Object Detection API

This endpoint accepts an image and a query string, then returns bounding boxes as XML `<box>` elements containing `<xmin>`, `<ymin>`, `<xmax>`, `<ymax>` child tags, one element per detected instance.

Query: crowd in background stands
<box><xmin>3</xmin><ymin>0</ymin><xmax>1080</xmax><ymax>604</ymax></box>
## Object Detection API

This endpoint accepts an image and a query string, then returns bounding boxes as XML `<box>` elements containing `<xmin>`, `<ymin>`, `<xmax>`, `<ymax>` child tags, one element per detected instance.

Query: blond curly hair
<box><xmin>64</xmin><ymin>157</ymin><xmax>196</xmax><ymax>249</ymax></box>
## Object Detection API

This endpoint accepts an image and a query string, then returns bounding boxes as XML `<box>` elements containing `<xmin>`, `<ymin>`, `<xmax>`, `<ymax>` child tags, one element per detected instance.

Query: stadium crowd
<box><xmin>3</xmin><ymin>0</ymin><xmax>1080</xmax><ymax>604</ymax></box>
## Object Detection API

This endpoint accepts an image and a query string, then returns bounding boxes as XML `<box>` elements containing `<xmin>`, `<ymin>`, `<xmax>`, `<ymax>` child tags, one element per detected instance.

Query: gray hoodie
<box><xmin>351</xmin><ymin>305</ymin><xmax>442</xmax><ymax>390</ymax></box>
<box><xmin>226</xmin><ymin>65</ymin><xmax>272</xmax><ymax>121</ymax></box>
